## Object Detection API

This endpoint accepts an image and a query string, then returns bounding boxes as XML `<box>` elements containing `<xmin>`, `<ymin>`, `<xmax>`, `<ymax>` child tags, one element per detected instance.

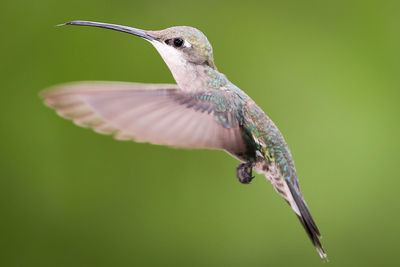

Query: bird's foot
<box><xmin>236</xmin><ymin>162</ymin><xmax>255</xmax><ymax>184</ymax></box>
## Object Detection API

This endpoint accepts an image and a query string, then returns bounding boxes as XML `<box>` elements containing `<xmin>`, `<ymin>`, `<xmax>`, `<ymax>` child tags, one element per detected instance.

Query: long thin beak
<box><xmin>58</xmin><ymin>20</ymin><xmax>158</xmax><ymax>41</ymax></box>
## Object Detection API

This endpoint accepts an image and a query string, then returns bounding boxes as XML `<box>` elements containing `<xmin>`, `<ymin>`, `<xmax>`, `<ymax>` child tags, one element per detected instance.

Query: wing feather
<box><xmin>41</xmin><ymin>81</ymin><xmax>246</xmax><ymax>152</ymax></box>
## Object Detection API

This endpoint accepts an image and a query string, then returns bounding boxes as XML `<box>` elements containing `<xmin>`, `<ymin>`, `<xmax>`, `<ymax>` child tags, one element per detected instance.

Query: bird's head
<box><xmin>148</xmin><ymin>26</ymin><xmax>215</xmax><ymax>69</ymax></box>
<box><xmin>60</xmin><ymin>21</ymin><xmax>215</xmax><ymax>70</ymax></box>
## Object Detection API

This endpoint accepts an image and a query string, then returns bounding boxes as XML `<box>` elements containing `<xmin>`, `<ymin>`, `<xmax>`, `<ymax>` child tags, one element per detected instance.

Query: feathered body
<box><xmin>41</xmin><ymin>20</ymin><xmax>326</xmax><ymax>259</ymax></box>
<box><xmin>181</xmin><ymin>67</ymin><xmax>326</xmax><ymax>258</ymax></box>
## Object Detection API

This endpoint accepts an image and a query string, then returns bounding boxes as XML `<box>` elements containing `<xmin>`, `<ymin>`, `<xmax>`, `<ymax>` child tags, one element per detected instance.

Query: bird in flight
<box><xmin>41</xmin><ymin>20</ymin><xmax>327</xmax><ymax>259</ymax></box>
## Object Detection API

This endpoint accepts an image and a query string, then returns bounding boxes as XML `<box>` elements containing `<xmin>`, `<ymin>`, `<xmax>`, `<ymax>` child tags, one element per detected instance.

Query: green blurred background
<box><xmin>1</xmin><ymin>0</ymin><xmax>399</xmax><ymax>266</ymax></box>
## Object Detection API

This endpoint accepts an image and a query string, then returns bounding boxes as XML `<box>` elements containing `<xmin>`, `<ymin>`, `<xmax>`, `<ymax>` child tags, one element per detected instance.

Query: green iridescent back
<box><xmin>200</xmin><ymin>66</ymin><xmax>299</xmax><ymax>187</ymax></box>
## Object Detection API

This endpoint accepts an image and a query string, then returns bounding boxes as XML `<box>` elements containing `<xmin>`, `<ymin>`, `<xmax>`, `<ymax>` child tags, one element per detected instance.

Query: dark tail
<box><xmin>287</xmin><ymin>181</ymin><xmax>327</xmax><ymax>260</ymax></box>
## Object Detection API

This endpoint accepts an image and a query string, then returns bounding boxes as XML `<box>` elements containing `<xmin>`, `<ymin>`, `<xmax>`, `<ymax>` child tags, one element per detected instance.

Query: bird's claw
<box><xmin>236</xmin><ymin>162</ymin><xmax>255</xmax><ymax>184</ymax></box>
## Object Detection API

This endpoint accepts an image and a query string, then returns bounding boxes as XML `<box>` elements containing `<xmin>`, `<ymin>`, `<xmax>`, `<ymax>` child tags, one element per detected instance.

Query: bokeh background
<box><xmin>1</xmin><ymin>0</ymin><xmax>399</xmax><ymax>266</ymax></box>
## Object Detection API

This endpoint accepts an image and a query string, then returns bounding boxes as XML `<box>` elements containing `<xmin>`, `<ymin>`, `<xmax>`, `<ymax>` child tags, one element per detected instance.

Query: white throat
<box><xmin>150</xmin><ymin>41</ymin><xmax>205</xmax><ymax>91</ymax></box>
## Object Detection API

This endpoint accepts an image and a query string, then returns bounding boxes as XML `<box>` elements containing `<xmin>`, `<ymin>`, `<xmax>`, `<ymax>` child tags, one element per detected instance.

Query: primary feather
<box><xmin>41</xmin><ymin>81</ymin><xmax>246</xmax><ymax>152</ymax></box>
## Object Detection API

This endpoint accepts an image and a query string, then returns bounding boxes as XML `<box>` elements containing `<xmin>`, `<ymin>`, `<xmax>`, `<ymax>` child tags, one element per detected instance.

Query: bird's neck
<box><xmin>151</xmin><ymin>41</ymin><xmax>225</xmax><ymax>91</ymax></box>
<box><xmin>171</xmin><ymin>63</ymin><xmax>225</xmax><ymax>92</ymax></box>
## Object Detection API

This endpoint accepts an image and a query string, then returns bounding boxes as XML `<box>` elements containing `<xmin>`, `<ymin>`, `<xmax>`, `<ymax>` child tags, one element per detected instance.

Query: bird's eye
<box><xmin>173</xmin><ymin>38</ymin><xmax>184</xmax><ymax>48</ymax></box>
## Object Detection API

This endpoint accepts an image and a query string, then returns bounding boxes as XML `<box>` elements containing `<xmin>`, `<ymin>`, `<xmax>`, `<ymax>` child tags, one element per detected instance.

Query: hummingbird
<box><xmin>41</xmin><ymin>20</ymin><xmax>327</xmax><ymax>259</ymax></box>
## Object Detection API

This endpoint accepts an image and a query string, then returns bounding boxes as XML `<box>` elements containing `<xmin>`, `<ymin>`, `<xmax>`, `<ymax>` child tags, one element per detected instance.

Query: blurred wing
<box><xmin>40</xmin><ymin>81</ymin><xmax>246</xmax><ymax>152</ymax></box>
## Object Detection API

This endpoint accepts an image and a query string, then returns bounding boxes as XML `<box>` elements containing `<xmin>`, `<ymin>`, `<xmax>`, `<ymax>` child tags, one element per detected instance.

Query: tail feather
<box><xmin>286</xmin><ymin>180</ymin><xmax>327</xmax><ymax>260</ymax></box>
<box><xmin>258</xmin><ymin>162</ymin><xmax>327</xmax><ymax>259</ymax></box>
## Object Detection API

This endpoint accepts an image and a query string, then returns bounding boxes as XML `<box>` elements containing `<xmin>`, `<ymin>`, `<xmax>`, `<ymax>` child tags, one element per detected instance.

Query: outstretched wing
<box><xmin>40</xmin><ymin>81</ymin><xmax>246</xmax><ymax>152</ymax></box>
